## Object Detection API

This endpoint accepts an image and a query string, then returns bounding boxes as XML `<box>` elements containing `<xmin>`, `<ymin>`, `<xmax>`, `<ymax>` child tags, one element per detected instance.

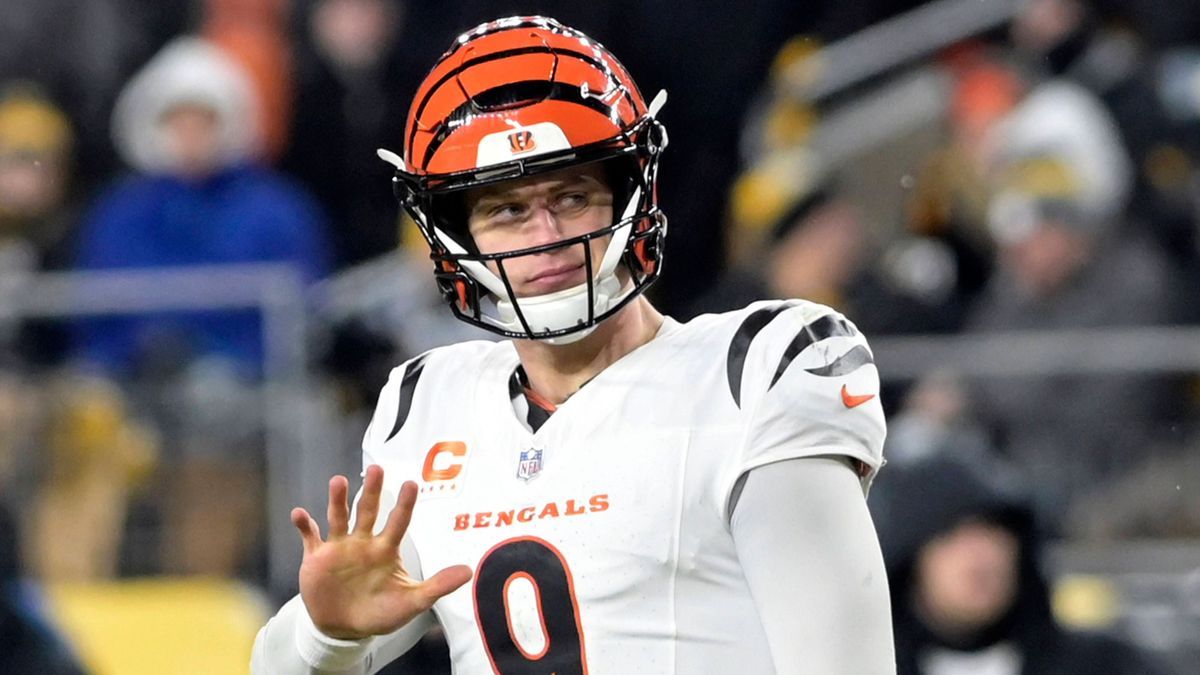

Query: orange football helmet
<box><xmin>379</xmin><ymin>16</ymin><xmax>668</xmax><ymax>342</ymax></box>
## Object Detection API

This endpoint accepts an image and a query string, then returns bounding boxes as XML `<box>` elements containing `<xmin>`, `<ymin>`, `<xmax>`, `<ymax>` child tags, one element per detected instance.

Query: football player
<box><xmin>253</xmin><ymin>16</ymin><xmax>893</xmax><ymax>674</ymax></box>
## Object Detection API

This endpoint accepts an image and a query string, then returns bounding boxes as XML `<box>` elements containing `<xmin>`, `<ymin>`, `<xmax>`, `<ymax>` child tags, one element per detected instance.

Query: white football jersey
<box><xmin>362</xmin><ymin>300</ymin><xmax>886</xmax><ymax>674</ymax></box>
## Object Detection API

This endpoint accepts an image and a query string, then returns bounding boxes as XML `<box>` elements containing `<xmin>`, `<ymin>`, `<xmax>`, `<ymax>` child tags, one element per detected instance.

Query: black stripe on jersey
<box><xmin>726</xmin><ymin>302</ymin><xmax>797</xmax><ymax>408</ymax></box>
<box><xmin>508</xmin><ymin>365</ymin><xmax>524</xmax><ymax>400</ymax></box>
<box><xmin>804</xmin><ymin>344</ymin><xmax>874</xmax><ymax>377</ymax></box>
<box><xmin>386</xmin><ymin>353</ymin><xmax>429</xmax><ymax>442</ymax></box>
<box><xmin>508</xmin><ymin>365</ymin><xmax>553</xmax><ymax>433</ymax></box>
<box><xmin>421</xmin><ymin>80</ymin><xmax>617</xmax><ymax>168</ymax></box>
<box><xmin>525</xmin><ymin>401</ymin><xmax>552</xmax><ymax>433</ymax></box>
<box><xmin>768</xmin><ymin>314</ymin><xmax>858</xmax><ymax>389</ymax></box>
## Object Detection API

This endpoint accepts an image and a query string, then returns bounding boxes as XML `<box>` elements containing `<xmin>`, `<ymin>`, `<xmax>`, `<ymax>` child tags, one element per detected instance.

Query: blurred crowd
<box><xmin>718</xmin><ymin>0</ymin><xmax>1200</xmax><ymax>542</ymax></box>
<box><xmin>2</xmin><ymin>0</ymin><xmax>1200</xmax><ymax>672</ymax></box>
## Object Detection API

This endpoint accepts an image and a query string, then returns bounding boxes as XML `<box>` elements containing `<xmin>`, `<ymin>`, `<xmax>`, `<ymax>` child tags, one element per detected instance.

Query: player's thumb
<box><xmin>420</xmin><ymin>565</ymin><xmax>473</xmax><ymax>605</ymax></box>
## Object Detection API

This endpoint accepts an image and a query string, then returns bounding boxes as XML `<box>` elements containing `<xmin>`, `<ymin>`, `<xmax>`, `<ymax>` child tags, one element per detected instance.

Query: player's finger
<box><xmin>352</xmin><ymin>465</ymin><xmax>385</xmax><ymax>536</ymax></box>
<box><xmin>381</xmin><ymin>481</ymin><xmax>418</xmax><ymax>548</ymax></box>
<box><xmin>290</xmin><ymin>507</ymin><xmax>321</xmax><ymax>555</ymax></box>
<box><xmin>418</xmin><ymin>564</ymin><xmax>473</xmax><ymax>607</ymax></box>
<box><xmin>327</xmin><ymin>475</ymin><xmax>351</xmax><ymax>538</ymax></box>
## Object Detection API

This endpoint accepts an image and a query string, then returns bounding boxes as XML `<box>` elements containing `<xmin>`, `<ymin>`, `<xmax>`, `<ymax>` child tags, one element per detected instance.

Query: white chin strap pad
<box><xmin>494</xmin><ymin>273</ymin><xmax>625</xmax><ymax>343</ymax></box>
<box><xmin>433</xmin><ymin>218</ymin><xmax>635</xmax><ymax>341</ymax></box>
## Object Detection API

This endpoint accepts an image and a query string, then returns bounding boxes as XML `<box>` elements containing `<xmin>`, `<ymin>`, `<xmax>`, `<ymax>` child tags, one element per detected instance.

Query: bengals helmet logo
<box><xmin>507</xmin><ymin>130</ymin><xmax>537</xmax><ymax>154</ymax></box>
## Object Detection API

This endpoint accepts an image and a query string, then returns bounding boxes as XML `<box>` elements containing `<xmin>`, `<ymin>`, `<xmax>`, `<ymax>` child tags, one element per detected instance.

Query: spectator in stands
<box><xmin>0</xmin><ymin>0</ymin><xmax>198</xmax><ymax>195</ymax></box>
<box><xmin>687</xmin><ymin>156</ymin><xmax>949</xmax><ymax>335</ymax></box>
<box><xmin>70</xmin><ymin>36</ymin><xmax>331</xmax><ymax>577</ymax></box>
<box><xmin>870</xmin><ymin>452</ymin><xmax>1172</xmax><ymax>675</ymax></box>
<box><xmin>0</xmin><ymin>84</ymin><xmax>75</xmax><ymax>267</ymax></box>
<box><xmin>0</xmin><ymin>0</ymin><xmax>123</xmax><ymax>194</ymax></box>
<box><xmin>0</xmin><ymin>86</ymin><xmax>161</xmax><ymax>584</ymax></box>
<box><xmin>902</xmin><ymin>53</ymin><xmax>1024</xmax><ymax>327</ymax></box>
<box><xmin>204</xmin><ymin>0</ymin><xmax>294</xmax><ymax>162</ymax></box>
<box><xmin>73</xmin><ymin>36</ymin><xmax>330</xmax><ymax>379</ymax></box>
<box><xmin>1010</xmin><ymin>0</ymin><xmax>1198</xmax><ymax>262</ymax></box>
<box><xmin>27</xmin><ymin>374</ymin><xmax>158</xmax><ymax>581</ymax></box>
<box><xmin>0</xmin><ymin>84</ymin><xmax>77</xmax><ymax>366</ymax></box>
<box><xmin>282</xmin><ymin>0</ymin><xmax>416</xmax><ymax>266</ymax></box>
<box><xmin>965</xmin><ymin>79</ymin><xmax>1179</xmax><ymax>527</ymax></box>
<box><xmin>0</xmin><ymin>501</ymin><xmax>89</xmax><ymax>674</ymax></box>
<box><xmin>883</xmin><ymin>371</ymin><xmax>995</xmax><ymax>468</ymax></box>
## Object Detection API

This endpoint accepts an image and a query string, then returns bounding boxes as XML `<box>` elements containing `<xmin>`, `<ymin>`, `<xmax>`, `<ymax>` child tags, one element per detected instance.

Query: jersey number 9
<box><xmin>474</xmin><ymin>536</ymin><xmax>588</xmax><ymax>674</ymax></box>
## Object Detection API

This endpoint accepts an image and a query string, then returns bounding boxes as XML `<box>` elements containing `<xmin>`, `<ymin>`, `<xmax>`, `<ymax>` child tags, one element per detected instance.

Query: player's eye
<box><xmin>487</xmin><ymin>202</ymin><xmax>527</xmax><ymax>223</ymax></box>
<box><xmin>552</xmin><ymin>191</ymin><xmax>590</xmax><ymax>213</ymax></box>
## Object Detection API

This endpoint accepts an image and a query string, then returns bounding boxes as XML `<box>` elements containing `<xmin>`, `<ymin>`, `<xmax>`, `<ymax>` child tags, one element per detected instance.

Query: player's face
<box><xmin>465</xmin><ymin>164</ymin><xmax>614</xmax><ymax>297</ymax></box>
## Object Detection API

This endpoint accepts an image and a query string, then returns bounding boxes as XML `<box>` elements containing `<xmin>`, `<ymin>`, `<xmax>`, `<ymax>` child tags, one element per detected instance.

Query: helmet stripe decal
<box><xmin>440</xmin><ymin>17</ymin><xmax>588</xmax><ymax>60</ymax></box>
<box><xmin>407</xmin><ymin>48</ymin><xmax>637</xmax><ymax>159</ymax></box>
<box><xmin>419</xmin><ymin>81</ymin><xmax>620</xmax><ymax>169</ymax></box>
<box><xmin>426</xmin><ymin>17</ymin><xmax>627</xmax><ymax>101</ymax></box>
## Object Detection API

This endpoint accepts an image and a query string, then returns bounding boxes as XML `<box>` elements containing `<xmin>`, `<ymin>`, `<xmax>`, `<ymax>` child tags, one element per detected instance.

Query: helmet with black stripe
<box><xmin>378</xmin><ymin>15</ymin><xmax>668</xmax><ymax>343</ymax></box>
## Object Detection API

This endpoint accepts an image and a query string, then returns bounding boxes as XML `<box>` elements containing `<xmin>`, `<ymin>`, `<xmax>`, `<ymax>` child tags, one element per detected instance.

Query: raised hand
<box><xmin>290</xmin><ymin>464</ymin><xmax>472</xmax><ymax>640</ymax></box>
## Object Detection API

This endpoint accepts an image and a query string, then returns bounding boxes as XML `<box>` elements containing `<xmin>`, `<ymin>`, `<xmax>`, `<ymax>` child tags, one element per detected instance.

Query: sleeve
<box><xmin>721</xmin><ymin>301</ymin><xmax>886</xmax><ymax>517</ymax></box>
<box><xmin>730</xmin><ymin>456</ymin><xmax>895</xmax><ymax>674</ymax></box>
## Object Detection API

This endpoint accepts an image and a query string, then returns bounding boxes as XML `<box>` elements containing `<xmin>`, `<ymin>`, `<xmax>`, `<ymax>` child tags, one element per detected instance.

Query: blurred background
<box><xmin>2</xmin><ymin>0</ymin><xmax>1200</xmax><ymax>673</ymax></box>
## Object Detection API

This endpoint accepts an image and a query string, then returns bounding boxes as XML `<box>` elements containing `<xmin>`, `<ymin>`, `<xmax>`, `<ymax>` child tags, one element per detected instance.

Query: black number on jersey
<box><xmin>474</xmin><ymin>536</ymin><xmax>588</xmax><ymax>674</ymax></box>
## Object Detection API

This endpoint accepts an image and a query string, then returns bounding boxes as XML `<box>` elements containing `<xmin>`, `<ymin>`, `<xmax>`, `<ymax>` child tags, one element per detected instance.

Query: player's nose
<box><xmin>525</xmin><ymin>207</ymin><xmax>566</xmax><ymax>247</ymax></box>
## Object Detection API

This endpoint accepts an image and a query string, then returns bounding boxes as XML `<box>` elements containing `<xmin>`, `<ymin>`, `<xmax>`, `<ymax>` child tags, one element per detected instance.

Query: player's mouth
<box><xmin>525</xmin><ymin>263</ymin><xmax>587</xmax><ymax>294</ymax></box>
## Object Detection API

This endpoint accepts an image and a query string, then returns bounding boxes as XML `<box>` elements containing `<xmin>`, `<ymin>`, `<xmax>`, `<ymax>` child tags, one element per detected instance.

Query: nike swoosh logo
<box><xmin>841</xmin><ymin>384</ymin><xmax>875</xmax><ymax>409</ymax></box>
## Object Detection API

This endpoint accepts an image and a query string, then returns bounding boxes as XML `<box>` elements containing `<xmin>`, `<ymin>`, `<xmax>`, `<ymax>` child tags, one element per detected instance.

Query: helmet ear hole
<box><xmin>454</xmin><ymin>278</ymin><xmax>471</xmax><ymax>311</ymax></box>
<box><xmin>435</xmin><ymin>266</ymin><xmax>478</xmax><ymax>313</ymax></box>
<box><xmin>630</xmin><ymin>221</ymin><xmax>663</xmax><ymax>275</ymax></box>
<box><xmin>600</xmin><ymin>155</ymin><xmax>643</xmax><ymax>223</ymax></box>
<box><xmin>428</xmin><ymin>192</ymin><xmax>479</xmax><ymax>255</ymax></box>
<box><xmin>633</xmin><ymin>242</ymin><xmax>654</xmax><ymax>275</ymax></box>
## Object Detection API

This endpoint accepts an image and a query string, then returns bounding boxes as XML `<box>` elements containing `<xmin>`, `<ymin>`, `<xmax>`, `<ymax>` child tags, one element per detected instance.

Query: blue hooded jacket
<box><xmin>72</xmin><ymin>37</ymin><xmax>331</xmax><ymax>378</ymax></box>
<box><xmin>73</xmin><ymin>163</ymin><xmax>330</xmax><ymax>378</ymax></box>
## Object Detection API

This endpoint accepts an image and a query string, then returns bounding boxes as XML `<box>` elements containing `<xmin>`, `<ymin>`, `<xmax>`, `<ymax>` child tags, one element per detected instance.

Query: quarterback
<box><xmin>253</xmin><ymin>16</ymin><xmax>894</xmax><ymax>674</ymax></box>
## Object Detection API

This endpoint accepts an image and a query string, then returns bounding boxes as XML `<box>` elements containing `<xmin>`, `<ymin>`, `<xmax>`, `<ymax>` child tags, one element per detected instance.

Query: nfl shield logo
<box><xmin>517</xmin><ymin>447</ymin><xmax>543</xmax><ymax>481</ymax></box>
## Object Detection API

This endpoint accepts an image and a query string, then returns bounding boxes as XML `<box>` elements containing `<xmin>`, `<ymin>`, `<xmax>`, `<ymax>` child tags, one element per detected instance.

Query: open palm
<box><xmin>290</xmin><ymin>465</ymin><xmax>472</xmax><ymax>640</ymax></box>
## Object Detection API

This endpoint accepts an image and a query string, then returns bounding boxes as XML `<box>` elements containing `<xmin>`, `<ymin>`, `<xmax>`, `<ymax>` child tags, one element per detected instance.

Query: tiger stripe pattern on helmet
<box><xmin>404</xmin><ymin>16</ymin><xmax>647</xmax><ymax>177</ymax></box>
